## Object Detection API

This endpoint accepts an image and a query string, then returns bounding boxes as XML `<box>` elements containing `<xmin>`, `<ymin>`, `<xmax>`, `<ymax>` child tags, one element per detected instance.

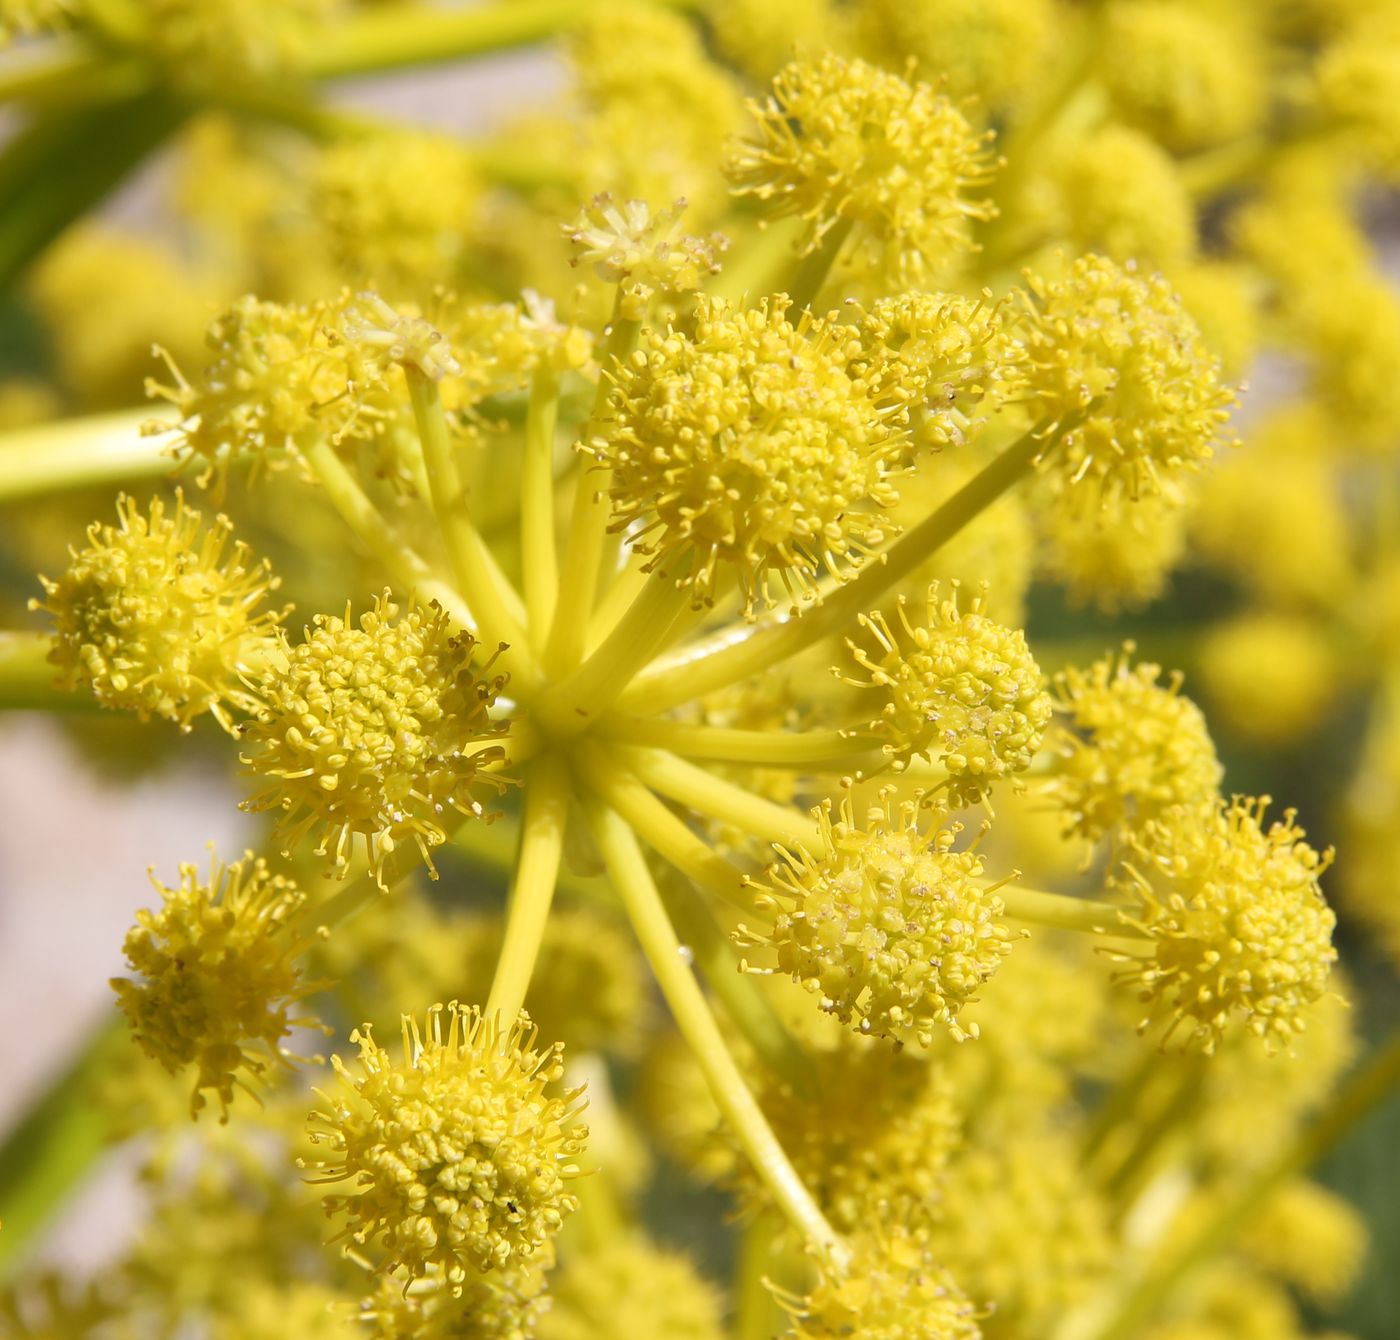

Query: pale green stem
<box><xmin>1091</xmin><ymin>1027</ymin><xmax>1400</xmax><ymax>1340</ymax></box>
<box><xmin>1000</xmin><ymin>885</ymin><xmax>1141</xmax><ymax>938</ymax></box>
<box><xmin>535</xmin><ymin>575</ymin><xmax>694</xmax><ymax>737</ymax></box>
<box><xmin>786</xmin><ymin>216</ymin><xmax>855</xmax><ymax>315</ymax></box>
<box><xmin>300</xmin><ymin>435</ymin><xmax>473</xmax><ymax>631</ymax></box>
<box><xmin>709</xmin><ymin>216</ymin><xmax>806</xmax><ymax>302</ymax></box>
<box><xmin>1102</xmin><ymin>1055</ymin><xmax>1206</xmax><ymax>1215</ymax></box>
<box><xmin>306</xmin><ymin>0</ymin><xmax>693</xmax><ymax>80</ymax></box>
<box><xmin>736</xmin><ymin>1215</ymin><xmax>790</xmax><ymax>1340</ymax></box>
<box><xmin>616</xmin><ymin>743</ymin><xmax>823</xmax><ymax>850</ymax></box>
<box><xmin>483</xmin><ymin>755</ymin><xmax>571</xmax><ymax>1024</ymax></box>
<box><xmin>543</xmin><ymin>302</ymin><xmax>642</xmax><ymax>676</ymax></box>
<box><xmin>621</xmin><ymin>418</ymin><xmax>1060</xmax><ymax>716</ymax></box>
<box><xmin>446</xmin><ymin>804</ymin><xmax>614</xmax><ymax>909</ymax></box>
<box><xmin>0</xmin><ymin>630</ymin><xmax>73</xmax><ymax>711</ymax></box>
<box><xmin>575</xmin><ymin>746</ymin><xmax>815</xmax><ymax>1094</ymax></box>
<box><xmin>584</xmin><ymin>558</ymin><xmax>650</xmax><ymax>653</ymax></box>
<box><xmin>0</xmin><ymin>409</ymin><xmax>167</xmax><ymax>503</ymax></box>
<box><xmin>521</xmin><ymin>367</ymin><xmax>561</xmax><ymax>652</ymax></box>
<box><xmin>577</xmin><ymin>744</ymin><xmax>751</xmax><ymax>912</ymax></box>
<box><xmin>602</xmin><ymin>713</ymin><xmax>882</xmax><ymax>772</ymax></box>
<box><xmin>583</xmin><ymin>799</ymin><xmax>850</xmax><ymax>1272</ymax></box>
<box><xmin>404</xmin><ymin>365</ymin><xmax>536</xmax><ymax>688</ymax></box>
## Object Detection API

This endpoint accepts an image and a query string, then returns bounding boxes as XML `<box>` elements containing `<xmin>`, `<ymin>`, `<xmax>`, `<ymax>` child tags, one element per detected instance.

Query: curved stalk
<box><xmin>602</xmin><ymin>713</ymin><xmax>882</xmax><ymax>772</ymax></box>
<box><xmin>616</xmin><ymin>743</ymin><xmax>824</xmax><ymax>850</ymax></box>
<box><xmin>583</xmin><ymin>799</ymin><xmax>849</xmax><ymax>1272</ymax></box>
<box><xmin>300</xmin><ymin>436</ymin><xmax>473</xmax><ymax>632</ymax></box>
<box><xmin>483</xmin><ymin>755</ymin><xmax>571</xmax><ymax>1024</ymax></box>
<box><xmin>404</xmin><ymin>365</ymin><xmax>535</xmax><ymax>685</ymax></box>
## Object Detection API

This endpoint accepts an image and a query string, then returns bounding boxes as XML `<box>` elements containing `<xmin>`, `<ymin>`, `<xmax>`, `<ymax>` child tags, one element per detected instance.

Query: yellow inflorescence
<box><xmin>1038</xmin><ymin>486</ymin><xmax>1189</xmax><ymax>613</ymax></box>
<box><xmin>305</xmin><ymin>1004</ymin><xmax>586</xmax><ymax>1287</ymax></box>
<box><xmin>141</xmin><ymin>0</ymin><xmax>338</xmax><ymax>83</ymax></box>
<box><xmin>851</xmin><ymin>0</ymin><xmax>1054</xmax><ymax>111</ymax></box>
<box><xmin>32</xmin><ymin>493</ymin><xmax>283</xmax><ymax>733</ymax></box>
<box><xmin>362</xmin><ymin>1257</ymin><xmax>551</xmax><ymax>1340</ymax></box>
<box><xmin>1022</xmin><ymin>254</ymin><xmax>1237</xmax><ymax>502</ymax></box>
<box><xmin>538</xmin><ymin>1233</ymin><xmax>727</xmax><ymax>1340</ymax></box>
<box><xmin>853</xmin><ymin>290</ymin><xmax>1029</xmax><ymax>451</ymax></box>
<box><xmin>151</xmin><ymin>294</ymin><xmax>409</xmax><ymax>491</ymax></box>
<box><xmin>311</xmin><ymin>132</ymin><xmax>482</xmax><ymax>292</ymax></box>
<box><xmin>783</xmin><ymin>1225</ymin><xmax>981</xmax><ymax>1340</ymax></box>
<box><xmin>738</xmin><ymin>1035</ymin><xmax>960</xmax><ymax>1233</ymax></box>
<box><xmin>847</xmin><ymin>583</ymin><xmax>1052</xmax><ymax>802</ymax></box>
<box><xmin>747</xmin><ymin>791</ymin><xmax>1019</xmax><ymax>1047</ymax></box>
<box><xmin>1046</xmin><ymin>125</ymin><xmax>1197</xmax><ymax>267</ymax></box>
<box><xmin>565</xmin><ymin>195</ymin><xmax>725</xmax><ymax>323</ymax></box>
<box><xmin>111</xmin><ymin>851</ymin><xmax>314</xmax><ymax>1120</ymax></box>
<box><xmin>239</xmin><ymin>593</ymin><xmax>507</xmax><ymax>886</ymax></box>
<box><xmin>1046</xmin><ymin>649</ymin><xmax>1223</xmax><ymax>844</ymax></box>
<box><xmin>1099</xmin><ymin>1</ymin><xmax>1267</xmax><ymax>152</ymax></box>
<box><xmin>725</xmin><ymin>51</ymin><xmax>998</xmax><ymax>285</ymax></box>
<box><xmin>1117</xmin><ymin>796</ymin><xmax>1338</xmax><ymax>1051</ymax></box>
<box><xmin>591</xmin><ymin>294</ymin><xmax>907</xmax><ymax>613</ymax></box>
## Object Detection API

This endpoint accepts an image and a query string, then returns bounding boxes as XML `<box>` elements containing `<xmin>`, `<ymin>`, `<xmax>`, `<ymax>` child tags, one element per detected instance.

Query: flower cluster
<box><xmin>2</xmin><ymin>5</ymin><xmax>1385</xmax><ymax>1340</ymax></box>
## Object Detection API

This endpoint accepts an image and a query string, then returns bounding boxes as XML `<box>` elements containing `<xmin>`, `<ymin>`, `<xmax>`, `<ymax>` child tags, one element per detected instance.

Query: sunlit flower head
<box><xmin>239</xmin><ymin>593</ymin><xmax>508</xmax><ymax>886</ymax></box>
<box><xmin>745</xmin><ymin>789</ymin><xmax>1019</xmax><ymax>1046</ymax></box>
<box><xmin>305</xmin><ymin>1003</ymin><xmax>586</xmax><ymax>1286</ymax></box>
<box><xmin>32</xmin><ymin>493</ymin><xmax>283</xmax><ymax>733</ymax></box>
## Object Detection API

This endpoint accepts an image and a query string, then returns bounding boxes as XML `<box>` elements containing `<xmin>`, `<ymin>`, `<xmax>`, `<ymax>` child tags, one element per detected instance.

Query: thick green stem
<box><xmin>1092</xmin><ymin>1027</ymin><xmax>1400</xmax><ymax>1340</ymax></box>
<box><xmin>583</xmin><ymin>800</ymin><xmax>849</xmax><ymax>1271</ymax></box>
<box><xmin>621</xmin><ymin>419</ymin><xmax>1055</xmax><ymax>715</ymax></box>
<box><xmin>616</xmin><ymin>744</ymin><xmax>823</xmax><ymax>850</ymax></box>
<box><xmin>405</xmin><ymin>365</ymin><xmax>536</xmax><ymax>686</ymax></box>
<box><xmin>484</xmin><ymin>755</ymin><xmax>570</xmax><ymax>1024</ymax></box>
<box><xmin>300</xmin><ymin>435</ymin><xmax>473</xmax><ymax>631</ymax></box>
<box><xmin>543</xmin><ymin>304</ymin><xmax>641</xmax><ymax>675</ymax></box>
<box><xmin>0</xmin><ymin>410</ymin><xmax>166</xmax><ymax>503</ymax></box>
<box><xmin>521</xmin><ymin>368</ymin><xmax>561</xmax><ymax>652</ymax></box>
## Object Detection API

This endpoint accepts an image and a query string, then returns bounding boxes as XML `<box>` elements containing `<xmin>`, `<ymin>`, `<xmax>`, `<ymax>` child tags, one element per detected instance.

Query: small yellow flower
<box><xmin>854</xmin><ymin>290</ymin><xmax>1029</xmax><ymax>451</ymax></box>
<box><xmin>1046</xmin><ymin>648</ymin><xmax>1222</xmax><ymax>844</ymax></box>
<box><xmin>32</xmin><ymin>493</ymin><xmax>284</xmax><ymax>733</ymax></box>
<box><xmin>111</xmin><ymin>850</ymin><xmax>317</xmax><ymax>1120</ymax></box>
<box><xmin>565</xmin><ymin>194</ymin><xmax>725</xmax><ymax>322</ymax></box>
<box><xmin>539</xmin><ymin>1232</ymin><xmax>727</xmax><ymax>1340</ymax></box>
<box><xmin>239</xmin><ymin>593</ymin><xmax>508</xmax><ymax>886</ymax></box>
<box><xmin>1022</xmin><ymin>254</ymin><xmax>1237</xmax><ymax>502</ymax></box>
<box><xmin>782</xmin><ymin>1224</ymin><xmax>982</xmax><ymax>1340</ymax></box>
<box><xmin>1115</xmin><ymin>796</ymin><xmax>1338</xmax><ymax>1051</ymax></box>
<box><xmin>846</xmin><ymin>583</ymin><xmax>1051</xmax><ymax>802</ymax></box>
<box><xmin>745</xmin><ymin>790</ymin><xmax>1019</xmax><ymax>1046</ymax></box>
<box><xmin>305</xmin><ymin>1004</ymin><xmax>586</xmax><ymax>1286</ymax></box>
<box><xmin>591</xmin><ymin>294</ymin><xmax>907</xmax><ymax>614</ymax></box>
<box><xmin>1099</xmin><ymin>1</ymin><xmax>1268</xmax><ymax>151</ymax></box>
<box><xmin>725</xmin><ymin>51</ymin><xmax>997</xmax><ymax>285</ymax></box>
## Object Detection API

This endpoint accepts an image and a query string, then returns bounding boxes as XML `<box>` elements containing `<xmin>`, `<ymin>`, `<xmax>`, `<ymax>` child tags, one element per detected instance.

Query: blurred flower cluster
<box><xmin>2</xmin><ymin>1</ymin><xmax>1400</xmax><ymax>1337</ymax></box>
